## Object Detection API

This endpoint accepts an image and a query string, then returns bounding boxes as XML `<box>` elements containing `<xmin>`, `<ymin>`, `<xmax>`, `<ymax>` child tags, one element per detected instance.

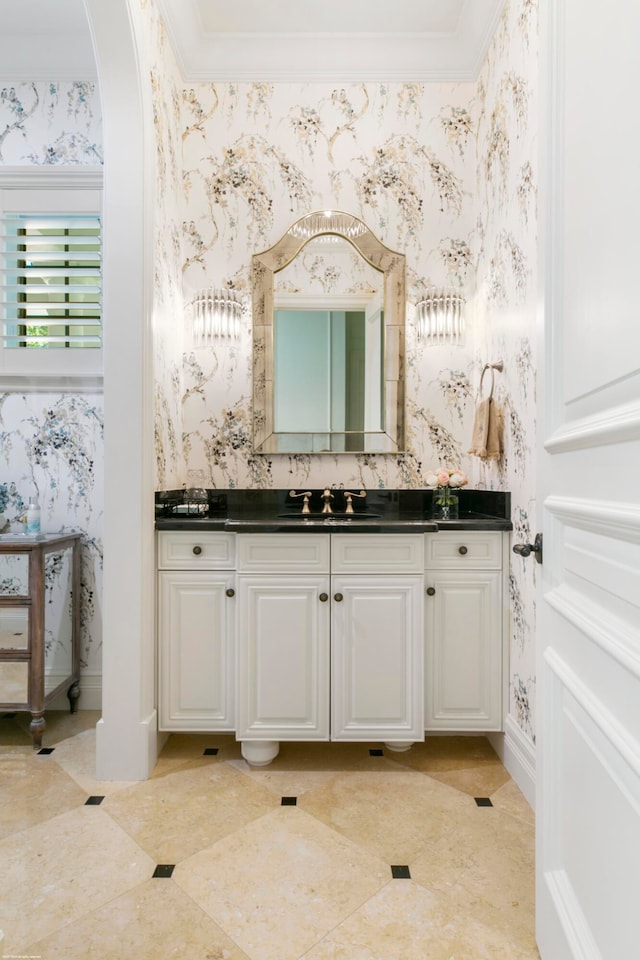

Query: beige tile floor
<box><xmin>0</xmin><ymin>710</ymin><xmax>540</xmax><ymax>960</ymax></box>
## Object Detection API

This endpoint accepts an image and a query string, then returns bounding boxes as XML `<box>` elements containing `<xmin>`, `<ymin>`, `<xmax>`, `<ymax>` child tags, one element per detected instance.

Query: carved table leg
<box><xmin>30</xmin><ymin>711</ymin><xmax>46</xmax><ymax>749</ymax></box>
<box><xmin>67</xmin><ymin>680</ymin><xmax>81</xmax><ymax>714</ymax></box>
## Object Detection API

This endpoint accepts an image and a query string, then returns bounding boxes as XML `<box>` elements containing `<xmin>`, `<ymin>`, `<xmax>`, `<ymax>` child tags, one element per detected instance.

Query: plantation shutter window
<box><xmin>1</xmin><ymin>214</ymin><xmax>101</xmax><ymax>350</ymax></box>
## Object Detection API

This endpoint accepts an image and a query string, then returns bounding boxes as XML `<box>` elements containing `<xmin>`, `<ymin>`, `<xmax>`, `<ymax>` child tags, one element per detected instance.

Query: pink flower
<box><xmin>437</xmin><ymin>469</ymin><xmax>450</xmax><ymax>487</ymax></box>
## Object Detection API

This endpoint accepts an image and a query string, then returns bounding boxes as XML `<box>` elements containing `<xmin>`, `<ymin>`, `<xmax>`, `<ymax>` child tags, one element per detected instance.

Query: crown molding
<box><xmin>158</xmin><ymin>0</ymin><xmax>505</xmax><ymax>83</ymax></box>
<box><xmin>0</xmin><ymin>166</ymin><xmax>104</xmax><ymax>189</ymax></box>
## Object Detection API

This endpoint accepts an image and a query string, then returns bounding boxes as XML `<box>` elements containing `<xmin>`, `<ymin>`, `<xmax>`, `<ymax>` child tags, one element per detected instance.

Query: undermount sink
<box><xmin>276</xmin><ymin>512</ymin><xmax>381</xmax><ymax>520</ymax></box>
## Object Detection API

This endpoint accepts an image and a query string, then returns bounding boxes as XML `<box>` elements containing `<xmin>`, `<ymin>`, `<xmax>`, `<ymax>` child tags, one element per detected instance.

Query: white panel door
<box><xmin>424</xmin><ymin>570</ymin><xmax>502</xmax><ymax>731</ymax></box>
<box><xmin>236</xmin><ymin>575</ymin><xmax>330</xmax><ymax>740</ymax></box>
<box><xmin>537</xmin><ymin>2</ymin><xmax>640</xmax><ymax>956</ymax></box>
<box><xmin>331</xmin><ymin>574</ymin><xmax>424</xmax><ymax>741</ymax></box>
<box><xmin>158</xmin><ymin>571</ymin><xmax>235</xmax><ymax>730</ymax></box>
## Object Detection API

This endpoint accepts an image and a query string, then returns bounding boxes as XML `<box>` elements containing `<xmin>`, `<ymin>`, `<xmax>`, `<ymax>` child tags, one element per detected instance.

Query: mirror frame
<box><xmin>252</xmin><ymin>210</ymin><xmax>406</xmax><ymax>454</ymax></box>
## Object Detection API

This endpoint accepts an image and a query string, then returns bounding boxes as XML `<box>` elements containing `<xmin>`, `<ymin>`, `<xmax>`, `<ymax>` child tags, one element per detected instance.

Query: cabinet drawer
<box><xmin>237</xmin><ymin>534</ymin><xmax>330</xmax><ymax>573</ymax></box>
<box><xmin>425</xmin><ymin>531</ymin><xmax>503</xmax><ymax>569</ymax></box>
<box><xmin>331</xmin><ymin>534</ymin><xmax>424</xmax><ymax>573</ymax></box>
<box><xmin>157</xmin><ymin>531</ymin><xmax>236</xmax><ymax>570</ymax></box>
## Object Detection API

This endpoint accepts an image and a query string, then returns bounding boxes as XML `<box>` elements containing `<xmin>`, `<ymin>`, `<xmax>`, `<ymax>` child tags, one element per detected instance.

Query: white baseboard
<box><xmin>488</xmin><ymin>714</ymin><xmax>536</xmax><ymax>810</ymax></box>
<box><xmin>47</xmin><ymin>672</ymin><xmax>102</xmax><ymax>712</ymax></box>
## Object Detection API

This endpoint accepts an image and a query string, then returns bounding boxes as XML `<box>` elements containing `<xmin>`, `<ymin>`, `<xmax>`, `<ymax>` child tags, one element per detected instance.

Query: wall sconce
<box><xmin>415</xmin><ymin>290</ymin><xmax>466</xmax><ymax>345</ymax></box>
<box><xmin>188</xmin><ymin>287</ymin><xmax>243</xmax><ymax>345</ymax></box>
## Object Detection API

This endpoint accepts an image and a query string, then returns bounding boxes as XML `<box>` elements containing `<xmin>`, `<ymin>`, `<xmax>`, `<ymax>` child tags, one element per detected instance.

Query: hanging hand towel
<box><xmin>468</xmin><ymin>396</ymin><xmax>504</xmax><ymax>461</ymax></box>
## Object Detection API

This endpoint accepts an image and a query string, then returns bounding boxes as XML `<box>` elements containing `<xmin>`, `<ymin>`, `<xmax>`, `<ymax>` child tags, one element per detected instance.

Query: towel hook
<box><xmin>479</xmin><ymin>360</ymin><xmax>504</xmax><ymax>400</ymax></box>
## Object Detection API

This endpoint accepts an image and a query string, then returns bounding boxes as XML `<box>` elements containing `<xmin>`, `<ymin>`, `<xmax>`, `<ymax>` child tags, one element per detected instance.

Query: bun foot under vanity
<box><xmin>157</xmin><ymin>489</ymin><xmax>510</xmax><ymax>767</ymax></box>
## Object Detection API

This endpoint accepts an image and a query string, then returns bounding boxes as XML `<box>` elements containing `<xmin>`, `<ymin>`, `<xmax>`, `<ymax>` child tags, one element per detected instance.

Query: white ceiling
<box><xmin>0</xmin><ymin>0</ymin><xmax>504</xmax><ymax>83</ymax></box>
<box><xmin>0</xmin><ymin>0</ymin><xmax>97</xmax><ymax>79</ymax></box>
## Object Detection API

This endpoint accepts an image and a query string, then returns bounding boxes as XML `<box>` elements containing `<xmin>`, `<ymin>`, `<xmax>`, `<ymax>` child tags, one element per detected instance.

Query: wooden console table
<box><xmin>0</xmin><ymin>532</ymin><xmax>81</xmax><ymax>747</ymax></box>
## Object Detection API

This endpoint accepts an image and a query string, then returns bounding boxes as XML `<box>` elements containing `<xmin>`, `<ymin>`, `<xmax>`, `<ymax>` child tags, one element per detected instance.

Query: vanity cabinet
<box><xmin>236</xmin><ymin>533</ymin><xmax>424</xmax><ymax>761</ymax></box>
<box><xmin>330</xmin><ymin>535</ymin><xmax>424</xmax><ymax>743</ymax></box>
<box><xmin>424</xmin><ymin>531</ymin><xmax>506</xmax><ymax>731</ymax></box>
<box><xmin>0</xmin><ymin>533</ymin><xmax>81</xmax><ymax>748</ymax></box>
<box><xmin>157</xmin><ymin>531</ymin><xmax>236</xmax><ymax>731</ymax></box>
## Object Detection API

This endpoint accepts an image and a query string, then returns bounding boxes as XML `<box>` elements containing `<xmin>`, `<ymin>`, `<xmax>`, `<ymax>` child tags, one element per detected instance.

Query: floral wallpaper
<box><xmin>178</xmin><ymin>80</ymin><xmax>478</xmax><ymax>490</ymax></box>
<box><xmin>135</xmin><ymin>3</ymin><xmax>186</xmax><ymax>490</ymax></box>
<box><xmin>0</xmin><ymin>395</ymin><xmax>103</xmax><ymax>674</ymax></box>
<box><xmin>0</xmin><ymin>77</ymin><xmax>104</xmax><ymax>681</ymax></box>
<box><xmin>0</xmin><ymin>81</ymin><xmax>102</xmax><ymax>164</ymax></box>
<box><xmin>472</xmin><ymin>0</ymin><xmax>538</xmax><ymax>746</ymax></box>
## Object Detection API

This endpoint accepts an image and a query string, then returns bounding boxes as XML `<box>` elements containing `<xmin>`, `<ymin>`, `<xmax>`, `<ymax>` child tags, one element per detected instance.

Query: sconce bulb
<box><xmin>415</xmin><ymin>290</ymin><xmax>466</xmax><ymax>346</ymax></box>
<box><xmin>187</xmin><ymin>287</ymin><xmax>243</xmax><ymax>346</ymax></box>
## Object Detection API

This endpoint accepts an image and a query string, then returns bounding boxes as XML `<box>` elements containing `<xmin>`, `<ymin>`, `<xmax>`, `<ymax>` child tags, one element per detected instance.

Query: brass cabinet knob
<box><xmin>192</xmin><ymin>545</ymin><xmax>202</xmax><ymax>555</ymax></box>
<box><xmin>226</xmin><ymin>588</ymin><xmax>235</xmax><ymax>598</ymax></box>
<box><xmin>319</xmin><ymin>592</ymin><xmax>328</xmax><ymax>602</ymax></box>
<box><xmin>334</xmin><ymin>593</ymin><xmax>343</xmax><ymax>602</ymax></box>
<box><xmin>426</xmin><ymin>586</ymin><xmax>436</xmax><ymax>596</ymax></box>
<box><xmin>458</xmin><ymin>545</ymin><xmax>468</xmax><ymax>555</ymax></box>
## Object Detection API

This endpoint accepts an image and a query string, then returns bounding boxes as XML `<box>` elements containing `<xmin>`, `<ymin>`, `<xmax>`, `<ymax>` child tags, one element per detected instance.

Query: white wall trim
<box><xmin>544</xmin><ymin>869</ymin><xmax>602</xmax><ymax>960</ymax></box>
<box><xmin>547</xmin><ymin>583</ymin><xmax>640</xmax><ymax>683</ymax></box>
<box><xmin>544</xmin><ymin>398</ymin><xmax>640</xmax><ymax>453</ymax></box>
<box><xmin>86</xmin><ymin>0</ymin><xmax>158</xmax><ymax>782</ymax></box>
<box><xmin>0</xmin><ymin>167</ymin><xmax>104</xmax><ymax>190</ymax></box>
<box><xmin>545</xmin><ymin>646</ymin><xmax>640</xmax><ymax>789</ymax></box>
<box><xmin>545</xmin><ymin>494</ymin><xmax>640</xmax><ymax>544</ymax></box>
<box><xmin>0</xmin><ymin>374</ymin><xmax>103</xmax><ymax>394</ymax></box>
<box><xmin>488</xmin><ymin>715</ymin><xmax>536</xmax><ymax>809</ymax></box>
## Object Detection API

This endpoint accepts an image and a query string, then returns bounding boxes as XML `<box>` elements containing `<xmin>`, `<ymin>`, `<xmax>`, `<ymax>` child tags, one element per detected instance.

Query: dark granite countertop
<box><xmin>155</xmin><ymin>489</ymin><xmax>512</xmax><ymax>534</ymax></box>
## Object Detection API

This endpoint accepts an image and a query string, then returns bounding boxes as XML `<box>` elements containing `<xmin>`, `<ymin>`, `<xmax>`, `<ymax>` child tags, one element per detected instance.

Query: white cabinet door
<box><xmin>158</xmin><ymin>571</ymin><xmax>235</xmax><ymax>730</ymax></box>
<box><xmin>237</xmin><ymin>575</ymin><xmax>330</xmax><ymax>740</ymax></box>
<box><xmin>424</xmin><ymin>569</ymin><xmax>502</xmax><ymax>730</ymax></box>
<box><xmin>331</xmin><ymin>574</ymin><xmax>424</xmax><ymax>741</ymax></box>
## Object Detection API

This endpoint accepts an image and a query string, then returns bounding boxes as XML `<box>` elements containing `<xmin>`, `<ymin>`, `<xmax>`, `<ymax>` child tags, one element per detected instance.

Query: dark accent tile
<box><xmin>37</xmin><ymin>747</ymin><xmax>55</xmax><ymax>755</ymax></box>
<box><xmin>369</xmin><ymin>748</ymin><xmax>384</xmax><ymax>756</ymax></box>
<box><xmin>281</xmin><ymin>796</ymin><xmax>297</xmax><ymax>806</ymax></box>
<box><xmin>475</xmin><ymin>797</ymin><xmax>493</xmax><ymax>807</ymax></box>
<box><xmin>203</xmin><ymin>747</ymin><xmax>219</xmax><ymax>756</ymax></box>
<box><xmin>152</xmin><ymin>864</ymin><xmax>175</xmax><ymax>879</ymax></box>
<box><xmin>85</xmin><ymin>796</ymin><xmax>105</xmax><ymax>805</ymax></box>
<box><xmin>391</xmin><ymin>865</ymin><xmax>411</xmax><ymax>879</ymax></box>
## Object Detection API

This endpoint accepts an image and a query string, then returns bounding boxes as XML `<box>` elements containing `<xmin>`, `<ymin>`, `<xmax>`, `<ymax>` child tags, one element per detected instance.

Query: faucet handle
<box><xmin>343</xmin><ymin>490</ymin><xmax>367</xmax><ymax>514</ymax></box>
<box><xmin>321</xmin><ymin>488</ymin><xmax>334</xmax><ymax>514</ymax></box>
<box><xmin>289</xmin><ymin>490</ymin><xmax>312</xmax><ymax>514</ymax></box>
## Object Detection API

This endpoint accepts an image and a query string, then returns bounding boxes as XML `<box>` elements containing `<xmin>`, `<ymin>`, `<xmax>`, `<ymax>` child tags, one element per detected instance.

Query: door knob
<box><xmin>334</xmin><ymin>593</ymin><xmax>343</xmax><ymax>602</ymax></box>
<box><xmin>512</xmin><ymin>533</ymin><xmax>543</xmax><ymax>564</ymax></box>
<box><xmin>319</xmin><ymin>593</ymin><xmax>328</xmax><ymax>602</ymax></box>
<box><xmin>226</xmin><ymin>588</ymin><xmax>235</xmax><ymax>597</ymax></box>
<box><xmin>426</xmin><ymin>586</ymin><xmax>436</xmax><ymax>596</ymax></box>
<box><xmin>192</xmin><ymin>545</ymin><xmax>202</xmax><ymax>555</ymax></box>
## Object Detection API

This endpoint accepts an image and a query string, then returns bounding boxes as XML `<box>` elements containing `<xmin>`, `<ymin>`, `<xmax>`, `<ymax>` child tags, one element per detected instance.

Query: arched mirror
<box><xmin>252</xmin><ymin>211</ymin><xmax>406</xmax><ymax>454</ymax></box>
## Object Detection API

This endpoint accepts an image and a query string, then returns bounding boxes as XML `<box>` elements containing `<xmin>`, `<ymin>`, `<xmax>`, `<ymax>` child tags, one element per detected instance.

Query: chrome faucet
<box><xmin>321</xmin><ymin>488</ymin><xmax>334</xmax><ymax>514</ymax></box>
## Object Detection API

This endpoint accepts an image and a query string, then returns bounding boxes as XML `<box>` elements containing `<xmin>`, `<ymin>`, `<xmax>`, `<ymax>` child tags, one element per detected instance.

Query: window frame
<box><xmin>0</xmin><ymin>166</ymin><xmax>103</xmax><ymax>393</ymax></box>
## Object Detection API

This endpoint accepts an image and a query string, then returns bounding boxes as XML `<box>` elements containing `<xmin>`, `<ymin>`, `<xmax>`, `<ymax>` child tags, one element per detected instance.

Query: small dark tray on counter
<box><xmin>155</xmin><ymin>488</ymin><xmax>512</xmax><ymax>533</ymax></box>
